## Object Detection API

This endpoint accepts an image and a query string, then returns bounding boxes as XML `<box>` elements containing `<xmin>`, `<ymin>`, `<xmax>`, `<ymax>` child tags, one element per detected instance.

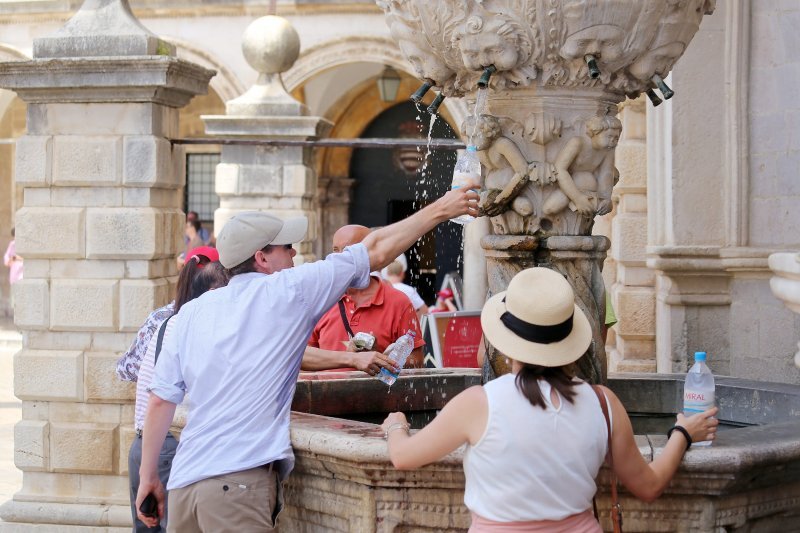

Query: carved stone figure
<box><xmin>543</xmin><ymin>114</ymin><xmax>620</xmax><ymax>219</ymax></box>
<box><xmin>378</xmin><ymin>0</ymin><xmax>714</xmax><ymax>383</ymax></box>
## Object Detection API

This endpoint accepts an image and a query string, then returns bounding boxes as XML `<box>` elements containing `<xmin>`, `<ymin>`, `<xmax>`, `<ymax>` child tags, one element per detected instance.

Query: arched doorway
<box><xmin>349</xmin><ymin>101</ymin><xmax>461</xmax><ymax>304</ymax></box>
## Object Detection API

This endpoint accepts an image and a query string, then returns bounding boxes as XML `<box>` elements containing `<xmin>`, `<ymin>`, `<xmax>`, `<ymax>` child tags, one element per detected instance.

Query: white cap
<box><xmin>216</xmin><ymin>211</ymin><xmax>307</xmax><ymax>268</ymax></box>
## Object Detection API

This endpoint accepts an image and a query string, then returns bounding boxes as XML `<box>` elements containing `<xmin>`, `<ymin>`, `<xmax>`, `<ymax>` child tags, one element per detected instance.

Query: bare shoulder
<box><xmin>450</xmin><ymin>385</ymin><xmax>487</xmax><ymax>409</ymax></box>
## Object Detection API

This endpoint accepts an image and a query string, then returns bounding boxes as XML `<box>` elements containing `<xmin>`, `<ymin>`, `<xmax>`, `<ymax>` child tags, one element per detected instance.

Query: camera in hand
<box><xmin>139</xmin><ymin>493</ymin><xmax>158</xmax><ymax>518</ymax></box>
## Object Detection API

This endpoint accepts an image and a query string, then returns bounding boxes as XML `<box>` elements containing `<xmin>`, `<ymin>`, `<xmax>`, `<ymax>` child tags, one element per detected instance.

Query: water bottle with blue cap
<box><xmin>683</xmin><ymin>351</ymin><xmax>716</xmax><ymax>446</ymax></box>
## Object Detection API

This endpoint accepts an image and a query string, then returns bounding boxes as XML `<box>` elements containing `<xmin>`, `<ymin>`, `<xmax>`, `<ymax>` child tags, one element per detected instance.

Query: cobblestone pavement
<box><xmin>0</xmin><ymin>319</ymin><xmax>22</xmax><ymax>516</ymax></box>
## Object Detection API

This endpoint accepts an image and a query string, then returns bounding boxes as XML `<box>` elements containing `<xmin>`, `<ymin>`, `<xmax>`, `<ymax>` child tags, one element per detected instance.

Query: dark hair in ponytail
<box><xmin>174</xmin><ymin>257</ymin><xmax>229</xmax><ymax>314</ymax></box>
<box><xmin>515</xmin><ymin>363</ymin><xmax>580</xmax><ymax>409</ymax></box>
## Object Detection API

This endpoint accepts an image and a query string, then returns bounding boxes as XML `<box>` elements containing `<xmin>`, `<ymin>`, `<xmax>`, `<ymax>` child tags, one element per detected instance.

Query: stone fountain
<box><xmin>378</xmin><ymin>0</ymin><xmax>716</xmax><ymax>384</ymax></box>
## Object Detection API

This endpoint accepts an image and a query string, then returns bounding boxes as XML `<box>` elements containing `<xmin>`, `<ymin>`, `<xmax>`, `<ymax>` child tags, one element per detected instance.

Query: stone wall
<box><xmin>648</xmin><ymin>1</ymin><xmax>800</xmax><ymax>384</ymax></box>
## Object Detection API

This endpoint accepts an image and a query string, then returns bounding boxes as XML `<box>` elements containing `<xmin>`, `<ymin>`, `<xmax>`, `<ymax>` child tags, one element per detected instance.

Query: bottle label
<box><xmin>683</xmin><ymin>390</ymin><xmax>715</xmax><ymax>414</ymax></box>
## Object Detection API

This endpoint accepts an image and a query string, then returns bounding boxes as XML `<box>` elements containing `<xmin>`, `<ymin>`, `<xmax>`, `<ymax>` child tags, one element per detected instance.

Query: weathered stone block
<box><xmin>51</xmin><ymin>186</ymin><xmax>122</xmax><ymax>207</ymax></box>
<box><xmin>50</xmin><ymin>422</ymin><xmax>116</xmax><ymax>474</ymax></box>
<box><xmin>49</xmin><ymin>402</ymin><xmax>122</xmax><ymax>425</ymax></box>
<box><xmin>14</xmin><ymin>350</ymin><xmax>83</xmax><ymax>401</ymax></box>
<box><xmin>86</xmin><ymin>208</ymin><xmax>160</xmax><ymax>259</ymax></box>
<box><xmin>15</xmin><ymin>207</ymin><xmax>85</xmax><ymax>258</ymax></box>
<box><xmin>125</xmin><ymin>259</ymin><xmax>174</xmax><ymax>280</ymax></box>
<box><xmin>617</xmin><ymin>264</ymin><xmax>655</xmax><ymax>287</ymax></box>
<box><xmin>21</xmin><ymin>259</ymin><xmax>50</xmax><ymax>278</ymax></box>
<box><xmin>51</xmin><ymin>279</ymin><xmax>118</xmax><ymax>331</ymax></box>
<box><xmin>123</xmin><ymin>136</ymin><xmax>177</xmax><ymax>187</ymax></box>
<box><xmin>15</xmin><ymin>135</ymin><xmax>52</xmax><ymax>186</ymax></box>
<box><xmin>25</xmin><ymin>331</ymin><xmax>92</xmax><ymax>351</ymax></box>
<box><xmin>13</xmin><ymin>279</ymin><xmax>50</xmax><ymax>330</ymax></box>
<box><xmin>616</xmin><ymin>336</ymin><xmax>656</xmax><ymax>359</ymax></box>
<box><xmin>49</xmin><ymin>259</ymin><xmax>126</xmax><ymax>280</ymax></box>
<box><xmin>119</xmin><ymin>426</ymin><xmax>136</xmax><ymax>476</ymax></box>
<box><xmin>614</xmin><ymin>141</ymin><xmax>646</xmax><ymax>189</ymax></box>
<box><xmin>86</xmin><ymin>352</ymin><xmax>135</xmax><ymax>403</ymax></box>
<box><xmin>122</xmin><ymin>187</ymin><xmax>181</xmax><ymax>208</ymax></box>
<box><xmin>119</xmin><ymin>278</ymin><xmax>169</xmax><ymax>331</ymax></box>
<box><xmin>27</xmin><ymin>103</ymin><xmax>177</xmax><ymax>137</ymax></box>
<box><xmin>53</xmin><ymin>136</ymin><xmax>121</xmax><ymax>186</ymax></box>
<box><xmin>215</xmin><ymin>163</ymin><xmax>239</xmax><ymax>195</ymax></box>
<box><xmin>612</xmin><ymin>213</ymin><xmax>648</xmax><ymax>265</ymax></box>
<box><xmin>15</xmin><ymin>420</ymin><xmax>49</xmax><ymax>471</ymax></box>
<box><xmin>91</xmin><ymin>332</ymin><xmax>132</xmax><ymax>352</ymax></box>
<box><xmin>24</xmin><ymin>188</ymin><xmax>51</xmax><ymax>207</ymax></box>
<box><xmin>283</xmin><ymin>165</ymin><xmax>314</xmax><ymax>196</ymax></box>
<box><xmin>616</xmin><ymin>288</ymin><xmax>656</xmax><ymax>338</ymax></box>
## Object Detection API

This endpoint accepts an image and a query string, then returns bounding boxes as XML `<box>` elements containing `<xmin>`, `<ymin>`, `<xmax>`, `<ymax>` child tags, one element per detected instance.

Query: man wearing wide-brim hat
<box><xmin>136</xmin><ymin>185</ymin><xmax>480</xmax><ymax>531</ymax></box>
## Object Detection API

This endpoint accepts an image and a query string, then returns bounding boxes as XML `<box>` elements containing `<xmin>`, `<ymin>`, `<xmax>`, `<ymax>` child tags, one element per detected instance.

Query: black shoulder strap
<box><xmin>337</xmin><ymin>299</ymin><xmax>355</xmax><ymax>338</ymax></box>
<box><xmin>154</xmin><ymin>315</ymin><xmax>175</xmax><ymax>364</ymax></box>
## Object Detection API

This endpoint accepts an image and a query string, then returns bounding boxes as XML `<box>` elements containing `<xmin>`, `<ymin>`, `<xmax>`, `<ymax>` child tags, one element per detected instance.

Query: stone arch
<box><xmin>0</xmin><ymin>43</ymin><xmax>29</xmax><ymax>60</ymax></box>
<box><xmin>165</xmin><ymin>37</ymin><xmax>246</xmax><ymax>103</ymax></box>
<box><xmin>284</xmin><ymin>36</ymin><xmax>467</xmax><ymax>128</ymax></box>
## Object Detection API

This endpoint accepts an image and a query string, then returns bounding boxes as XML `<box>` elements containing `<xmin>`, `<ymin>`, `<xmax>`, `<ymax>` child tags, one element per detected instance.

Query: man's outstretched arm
<box><xmin>362</xmin><ymin>186</ymin><xmax>479</xmax><ymax>272</ymax></box>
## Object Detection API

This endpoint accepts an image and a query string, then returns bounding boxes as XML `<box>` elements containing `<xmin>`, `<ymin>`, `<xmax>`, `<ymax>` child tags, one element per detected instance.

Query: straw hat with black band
<box><xmin>480</xmin><ymin>267</ymin><xmax>592</xmax><ymax>367</ymax></box>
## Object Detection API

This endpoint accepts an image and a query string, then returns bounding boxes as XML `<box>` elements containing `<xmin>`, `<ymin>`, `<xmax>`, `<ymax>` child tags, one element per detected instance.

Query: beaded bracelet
<box><xmin>667</xmin><ymin>425</ymin><xmax>692</xmax><ymax>451</ymax></box>
<box><xmin>383</xmin><ymin>422</ymin><xmax>410</xmax><ymax>440</ymax></box>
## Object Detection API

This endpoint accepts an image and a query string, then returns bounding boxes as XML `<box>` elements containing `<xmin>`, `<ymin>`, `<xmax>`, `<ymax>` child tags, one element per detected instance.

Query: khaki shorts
<box><xmin>168</xmin><ymin>465</ymin><xmax>283</xmax><ymax>533</ymax></box>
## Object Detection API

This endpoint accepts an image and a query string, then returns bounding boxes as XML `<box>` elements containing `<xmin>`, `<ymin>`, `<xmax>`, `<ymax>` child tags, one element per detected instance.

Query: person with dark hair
<box><xmin>382</xmin><ymin>267</ymin><xmax>718</xmax><ymax>532</ymax></box>
<box><xmin>136</xmin><ymin>184</ymin><xmax>479</xmax><ymax>531</ymax></box>
<box><xmin>186</xmin><ymin>211</ymin><xmax>211</xmax><ymax>245</ymax></box>
<box><xmin>127</xmin><ymin>249</ymin><xmax>227</xmax><ymax>533</ymax></box>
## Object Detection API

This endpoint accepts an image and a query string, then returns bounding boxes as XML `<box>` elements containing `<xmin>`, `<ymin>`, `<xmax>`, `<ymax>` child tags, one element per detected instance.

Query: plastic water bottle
<box><xmin>450</xmin><ymin>145</ymin><xmax>481</xmax><ymax>224</ymax></box>
<box><xmin>683</xmin><ymin>351</ymin><xmax>715</xmax><ymax>446</ymax></box>
<box><xmin>377</xmin><ymin>330</ymin><xmax>416</xmax><ymax>386</ymax></box>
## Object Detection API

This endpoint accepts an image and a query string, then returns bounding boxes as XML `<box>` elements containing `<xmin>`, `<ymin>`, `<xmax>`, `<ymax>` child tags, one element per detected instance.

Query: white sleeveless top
<box><xmin>463</xmin><ymin>374</ymin><xmax>609</xmax><ymax>522</ymax></box>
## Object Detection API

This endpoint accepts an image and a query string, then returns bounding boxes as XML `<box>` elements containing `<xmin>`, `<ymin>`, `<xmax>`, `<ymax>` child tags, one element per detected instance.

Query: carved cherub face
<box><xmin>454</xmin><ymin>15</ymin><xmax>525</xmax><ymax>72</ymax></box>
<box><xmin>560</xmin><ymin>24</ymin><xmax>625</xmax><ymax>63</ymax></box>
<box><xmin>591</xmin><ymin>127</ymin><xmax>621</xmax><ymax>150</ymax></box>
<box><xmin>628</xmin><ymin>41</ymin><xmax>685</xmax><ymax>81</ymax></box>
<box><xmin>459</xmin><ymin>31</ymin><xmax>519</xmax><ymax>71</ymax></box>
<box><xmin>398</xmin><ymin>40</ymin><xmax>453</xmax><ymax>84</ymax></box>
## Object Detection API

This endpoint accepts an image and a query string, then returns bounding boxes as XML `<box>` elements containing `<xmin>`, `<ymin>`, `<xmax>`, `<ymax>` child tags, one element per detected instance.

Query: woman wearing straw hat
<box><xmin>382</xmin><ymin>267</ymin><xmax>718</xmax><ymax>532</ymax></box>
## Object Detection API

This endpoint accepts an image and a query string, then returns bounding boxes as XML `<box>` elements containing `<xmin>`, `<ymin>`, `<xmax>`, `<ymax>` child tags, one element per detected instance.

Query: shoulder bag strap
<box><xmin>337</xmin><ymin>299</ymin><xmax>356</xmax><ymax>338</ymax></box>
<box><xmin>154</xmin><ymin>315</ymin><xmax>174</xmax><ymax>365</ymax></box>
<box><xmin>591</xmin><ymin>384</ymin><xmax>623</xmax><ymax>533</ymax></box>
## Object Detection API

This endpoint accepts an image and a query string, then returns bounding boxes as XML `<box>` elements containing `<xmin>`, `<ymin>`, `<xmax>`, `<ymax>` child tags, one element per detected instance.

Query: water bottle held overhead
<box><xmin>451</xmin><ymin>145</ymin><xmax>480</xmax><ymax>225</ymax></box>
<box><xmin>377</xmin><ymin>330</ymin><xmax>416</xmax><ymax>386</ymax></box>
<box><xmin>683</xmin><ymin>351</ymin><xmax>716</xmax><ymax>447</ymax></box>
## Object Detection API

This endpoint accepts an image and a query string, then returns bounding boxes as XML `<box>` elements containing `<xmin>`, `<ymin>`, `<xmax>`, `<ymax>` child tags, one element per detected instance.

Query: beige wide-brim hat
<box><xmin>217</xmin><ymin>211</ymin><xmax>308</xmax><ymax>268</ymax></box>
<box><xmin>481</xmin><ymin>267</ymin><xmax>592</xmax><ymax>367</ymax></box>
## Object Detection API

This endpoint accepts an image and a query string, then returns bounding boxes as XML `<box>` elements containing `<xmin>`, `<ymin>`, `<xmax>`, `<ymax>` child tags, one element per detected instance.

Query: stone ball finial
<box><xmin>241</xmin><ymin>16</ymin><xmax>301</xmax><ymax>75</ymax></box>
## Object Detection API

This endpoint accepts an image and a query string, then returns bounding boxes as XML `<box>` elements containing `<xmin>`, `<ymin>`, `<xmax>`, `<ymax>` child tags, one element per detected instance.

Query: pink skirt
<box><xmin>469</xmin><ymin>510</ymin><xmax>602</xmax><ymax>533</ymax></box>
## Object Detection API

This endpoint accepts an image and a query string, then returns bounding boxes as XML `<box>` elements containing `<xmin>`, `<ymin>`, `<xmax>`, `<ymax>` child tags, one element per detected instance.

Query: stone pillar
<box><xmin>607</xmin><ymin>98</ymin><xmax>656</xmax><ymax>372</ymax></box>
<box><xmin>768</xmin><ymin>252</ymin><xmax>800</xmax><ymax>369</ymax></box>
<box><xmin>203</xmin><ymin>16</ymin><xmax>331</xmax><ymax>264</ymax></box>
<box><xmin>0</xmin><ymin>1</ymin><xmax>214</xmax><ymax>530</ymax></box>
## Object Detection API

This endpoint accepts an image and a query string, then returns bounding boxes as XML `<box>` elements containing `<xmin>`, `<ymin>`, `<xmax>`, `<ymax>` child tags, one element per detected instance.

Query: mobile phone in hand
<box><xmin>139</xmin><ymin>493</ymin><xmax>158</xmax><ymax>518</ymax></box>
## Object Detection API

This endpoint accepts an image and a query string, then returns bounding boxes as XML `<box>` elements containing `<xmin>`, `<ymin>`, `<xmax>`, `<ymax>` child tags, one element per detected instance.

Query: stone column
<box><xmin>202</xmin><ymin>16</ymin><xmax>331</xmax><ymax>264</ymax></box>
<box><xmin>607</xmin><ymin>98</ymin><xmax>656</xmax><ymax>372</ymax></box>
<box><xmin>0</xmin><ymin>1</ymin><xmax>214</xmax><ymax>530</ymax></box>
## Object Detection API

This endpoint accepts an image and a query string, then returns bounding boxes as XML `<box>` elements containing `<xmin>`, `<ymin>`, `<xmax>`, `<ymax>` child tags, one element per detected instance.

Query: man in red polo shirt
<box><xmin>302</xmin><ymin>225</ymin><xmax>424</xmax><ymax>374</ymax></box>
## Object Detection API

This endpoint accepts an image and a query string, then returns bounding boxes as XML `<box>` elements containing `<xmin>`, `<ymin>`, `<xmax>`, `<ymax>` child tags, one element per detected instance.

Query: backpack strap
<box><xmin>591</xmin><ymin>385</ymin><xmax>623</xmax><ymax>533</ymax></box>
<box><xmin>154</xmin><ymin>315</ymin><xmax>174</xmax><ymax>365</ymax></box>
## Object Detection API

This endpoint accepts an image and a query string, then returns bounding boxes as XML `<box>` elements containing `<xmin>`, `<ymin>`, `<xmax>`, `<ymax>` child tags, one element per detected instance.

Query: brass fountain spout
<box><xmin>645</xmin><ymin>88</ymin><xmax>663</xmax><ymax>107</ymax></box>
<box><xmin>477</xmin><ymin>65</ymin><xmax>497</xmax><ymax>89</ymax></box>
<box><xmin>652</xmin><ymin>73</ymin><xmax>674</xmax><ymax>99</ymax></box>
<box><xmin>426</xmin><ymin>92</ymin><xmax>445</xmax><ymax>115</ymax></box>
<box><xmin>584</xmin><ymin>54</ymin><xmax>601</xmax><ymax>79</ymax></box>
<box><xmin>411</xmin><ymin>80</ymin><xmax>433</xmax><ymax>104</ymax></box>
